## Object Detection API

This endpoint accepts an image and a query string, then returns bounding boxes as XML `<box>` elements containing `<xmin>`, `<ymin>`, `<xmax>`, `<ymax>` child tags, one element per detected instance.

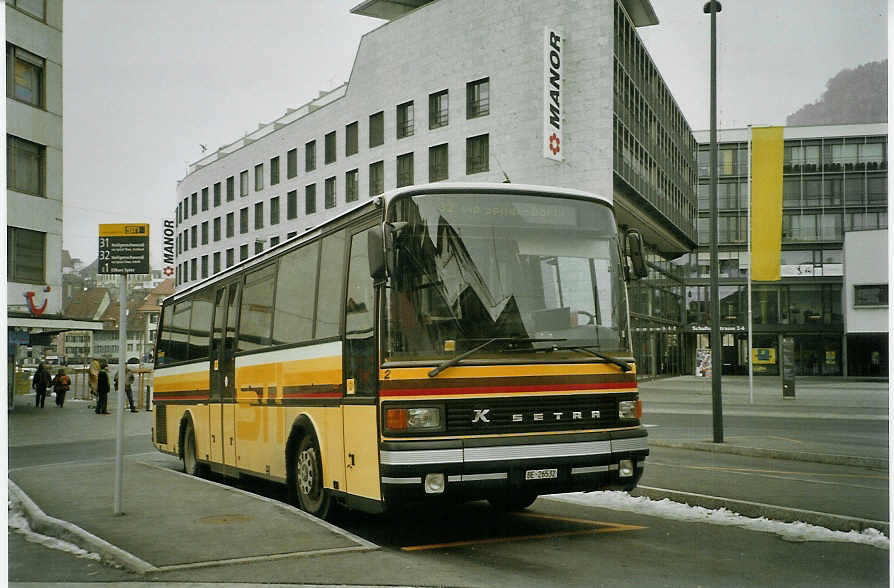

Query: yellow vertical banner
<box><xmin>750</xmin><ymin>127</ymin><xmax>783</xmax><ymax>281</ymax></box>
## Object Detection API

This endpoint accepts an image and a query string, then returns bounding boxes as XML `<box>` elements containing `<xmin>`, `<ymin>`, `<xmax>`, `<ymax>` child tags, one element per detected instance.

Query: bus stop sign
<box><xmin>98</xmin><ymin>223</ymin><xmax>150</xmax><ymax>275</ymax></box>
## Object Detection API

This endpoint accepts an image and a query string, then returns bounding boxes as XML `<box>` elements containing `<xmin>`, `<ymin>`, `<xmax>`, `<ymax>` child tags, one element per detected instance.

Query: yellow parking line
<box><xmin>401</xmin><ymin>514</ymin><xmax>645</xmax><ymax>552</ymax></box>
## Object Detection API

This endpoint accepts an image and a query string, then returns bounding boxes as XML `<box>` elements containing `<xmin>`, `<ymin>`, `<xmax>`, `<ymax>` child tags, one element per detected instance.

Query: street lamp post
<box><xmin>704</xmin><ymin>0</ymin><xmax>723</xmax><ymax>443</ymax></box>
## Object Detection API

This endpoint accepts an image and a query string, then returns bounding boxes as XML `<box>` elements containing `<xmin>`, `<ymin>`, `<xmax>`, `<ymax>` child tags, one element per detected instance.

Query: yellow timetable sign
<box><xmin>99</xmin><ymin>223</ymin><xmax>150</xmax><ymax>237</ymax></box>
<box><xmin>98</xmin><ymin>223</ymin><xmax>150</xmax><ymax>275</ymax></box>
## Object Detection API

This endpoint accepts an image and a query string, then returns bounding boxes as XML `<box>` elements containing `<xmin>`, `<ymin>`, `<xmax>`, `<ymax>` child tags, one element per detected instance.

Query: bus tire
<box><xmin>488</xmin><ymin>492</ymin><xmax>537</xmax><ymax>511</ymax></box>
<box><xmin>181</xmin><ymin>418</ymin><xmax>204</xmax><ymax>477</ymax></box>
<box><xmin>292</xmin><ymin>433</ymin><xmax>331</xmax><ymax>519</ymax></box>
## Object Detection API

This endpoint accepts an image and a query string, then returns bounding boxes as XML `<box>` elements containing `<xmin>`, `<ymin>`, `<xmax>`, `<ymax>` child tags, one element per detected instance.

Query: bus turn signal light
<box><xmin>619</xmin><ymin>400</ymin><xmax>642</xmax><ymax>420</ymax></box>
<box><xmin>384</xmin><ymin>407</ymin><xmax>442</xmax><ymax>433</ymax></box>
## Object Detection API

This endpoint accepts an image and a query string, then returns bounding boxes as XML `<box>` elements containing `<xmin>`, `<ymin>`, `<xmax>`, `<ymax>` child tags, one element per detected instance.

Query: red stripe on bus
<box><xmin>155</xmin><ymin>394</ymin><xmax>210</xmax><ymax>401</ymax></box>
<box><xmin>380</xmin><ymin>381</ymin><xmax>634</xmax><ymax>397</ymax></box>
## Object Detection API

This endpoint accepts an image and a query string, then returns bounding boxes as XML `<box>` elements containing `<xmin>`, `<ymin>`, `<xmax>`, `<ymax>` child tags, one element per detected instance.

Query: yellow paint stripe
<box><xmin>383</xmin><ymin>363</ymin><xmax>636</xmax><ymax>380</ymax></box>
<box><xmin>400</xmin><ymin>513</ymin><xmax>644</xmax><ymax>551</ymax></box>
<box><xmin>154</xmin><ymin>372</ymin><xmax>208</xmax><ymax>392</ymax></box>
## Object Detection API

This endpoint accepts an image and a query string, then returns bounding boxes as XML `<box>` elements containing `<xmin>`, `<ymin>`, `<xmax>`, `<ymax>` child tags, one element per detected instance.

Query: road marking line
<box><xmin>648</xmin><ymin>461</ymin><xmax>889</xmax><ymax>480</ymax></box>
<box><xmin>401</xmin><ymin>513</ymin><xmax>645</xmax><ymax>551</ymax></box>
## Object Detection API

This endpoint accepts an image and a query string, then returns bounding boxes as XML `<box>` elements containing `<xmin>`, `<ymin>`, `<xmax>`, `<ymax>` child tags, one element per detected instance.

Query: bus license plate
<box><xmin>525</xmin><ymin>468</ymin><xmax>558</xmax><ymax>480</ymax></box>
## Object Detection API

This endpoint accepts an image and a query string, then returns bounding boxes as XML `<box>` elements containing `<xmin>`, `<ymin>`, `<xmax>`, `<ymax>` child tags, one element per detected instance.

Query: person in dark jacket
<box><xmin>32</xmin><ymin>363</ymin><xmax>51</xmax><ymax>408</ymax></box>
<box><xmin>52</xmin><ymin>368</ymin><xmax>71</xmax><ymax>407</ymax></box>
<box><xmin>95</xmin><ymin>361</ymin><xmax>111</xmax><ymax>414</ymax></box>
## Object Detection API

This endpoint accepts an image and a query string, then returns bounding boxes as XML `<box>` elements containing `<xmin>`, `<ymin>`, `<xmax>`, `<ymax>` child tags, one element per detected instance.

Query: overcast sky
<box><xmin>62</xmin><ymin>0</ymin><xmax>887</xmax><ymax>267</ymax></box>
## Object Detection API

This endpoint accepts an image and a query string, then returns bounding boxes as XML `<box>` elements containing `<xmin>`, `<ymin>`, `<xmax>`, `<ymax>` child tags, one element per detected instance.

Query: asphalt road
<box><xmin>644</xmin><ymin>412</ymin><xmax>889</xmax><ymax>459</ymax></box>
<box><xmin>8</xmin><ymin>435</ymin><xmax>890</xmax><ymax>587</ymax></box>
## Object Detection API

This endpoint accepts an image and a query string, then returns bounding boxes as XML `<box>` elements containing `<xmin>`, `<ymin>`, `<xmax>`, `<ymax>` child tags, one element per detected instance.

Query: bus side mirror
<box><xmin>368</xmin><ymin>226</ymin><xmax>386</xmax><ymax>282</ymax></box>
<box><xmin>625</xmin><ymin>229</ymin><xmax>648</xmax><ymax>280</ymax></box>
<box><xmin>384</xmin><ymin>221</ymin><xmax>409</xmax><ymax>279</ymax></box>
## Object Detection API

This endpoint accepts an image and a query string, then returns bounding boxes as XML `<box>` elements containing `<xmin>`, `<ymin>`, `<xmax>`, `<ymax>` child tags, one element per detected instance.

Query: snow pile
<box><xmin>8</xmin><ymin>501</ymin><xmax>101</xmax><ymax>561</ymax></box>
<box><xmin>550</xmin><ymin>491</ymin><xmax>889</xmax><ymax>550</ymax></box>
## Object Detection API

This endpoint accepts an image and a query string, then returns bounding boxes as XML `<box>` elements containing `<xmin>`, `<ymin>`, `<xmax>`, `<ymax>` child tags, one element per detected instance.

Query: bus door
<box><xmin>209</xmin><ymin>280</ymin><xmax>240</xmax><ymax>468</ymax></box>
<box><xmin>342</xmin><ymin>227</ymin><xmax>381</xmax><ymax>500</ymax></box>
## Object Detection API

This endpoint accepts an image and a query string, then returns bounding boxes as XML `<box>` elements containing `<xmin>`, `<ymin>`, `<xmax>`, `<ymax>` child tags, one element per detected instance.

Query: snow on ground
<box><xmin>8</xmin><ymin>500</ymin><xmax>101</xmax><ymax>561</ymax></box>
<box><xmin>550</xmin><ymin>491</ymin><xmax>889</xmax><ymax>550</ymax></box>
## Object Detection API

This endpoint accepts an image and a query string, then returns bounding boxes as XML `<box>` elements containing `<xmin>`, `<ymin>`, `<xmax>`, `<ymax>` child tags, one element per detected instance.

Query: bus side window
<box><xmin>170</xmin><ymin>301</ymin><xmax>192</xmax><ymax>363</ymax></box>
<box><xmin>156</xmin><ymin>306</ymin><xmax>173</xmax><ymax>366</ymax></box>
<box><xmin>188</xmin><ymin>290</ymin><xmax>215</xmax><ymax>360</ymax></box>
<box><xmin>238</xmin><ymin>264</ymin><xmax>277</xmax><ymax>351</ymax></box>
<box><xmin>315</xmin><ymin>231</ymin><xmax>346</xmax><ymax>339</ymax></box>
<box><xmin>272</xmin><ymin>241</ymin><xmax>319</xmax><ymax>345</ymax></box>
<box><xmin>345</xmin><ymin>228</ymin><xmax>376</xmax><ymax>396</ymax></box>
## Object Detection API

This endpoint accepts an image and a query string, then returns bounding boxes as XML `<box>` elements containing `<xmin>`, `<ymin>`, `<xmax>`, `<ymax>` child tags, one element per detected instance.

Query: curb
<box><xmin>7</xmin><ymin>479</ymin><xmax>156</xmax><ymax>574</ymax></box>
<box><xmin>649</xmin><ymin>440</ymin><xmax>889</xmax><ymax>471</ymax></box>
<box><xmin>631</xmin><ymin>485</ymin><xmax>889</xmax><ymax>536</ymax></box>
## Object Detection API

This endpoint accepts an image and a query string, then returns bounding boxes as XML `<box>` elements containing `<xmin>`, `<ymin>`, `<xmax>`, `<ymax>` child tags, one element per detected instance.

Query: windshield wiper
<box><xmin>428</xmin><ymin>337</ymin><xmax>565</xmax><ymax>378</ymax></box>
<box><xmin>548</xmin><ymin>345</ymin><xmax>633</xmax><ymax>372</ymax></box>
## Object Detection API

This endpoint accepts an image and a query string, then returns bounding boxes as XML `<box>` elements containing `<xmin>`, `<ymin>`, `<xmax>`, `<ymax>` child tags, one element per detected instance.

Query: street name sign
<box><xmin>98</xmin><ymin>223</ymin><xmax>150</xmax><ymax>274</ymax></box>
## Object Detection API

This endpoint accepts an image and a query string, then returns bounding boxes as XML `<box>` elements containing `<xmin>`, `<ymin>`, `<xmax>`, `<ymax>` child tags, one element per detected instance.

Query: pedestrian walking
<box><xmin>115</xmin><ymin>369</ymin><xmax>137</xmax><ymax>412</ymax></box>
<box><xmin>95</xmin><ymin>360</ymin><xmax>110</xmax><ymax>414</ymax></box>
<box><xmin>32</xmin><ymin>363</ymin><xmax>51</xmax><ymax>408</ymax></box>
<box><xmin>51</xmin><ymin>368</ymin><xmax>71</xmax><ymax>407</ymax></box>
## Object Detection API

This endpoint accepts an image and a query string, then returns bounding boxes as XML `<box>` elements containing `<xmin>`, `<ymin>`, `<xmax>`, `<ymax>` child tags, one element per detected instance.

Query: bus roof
<box><xmin>383</xmin><ymin>182</ymin><xmax>612</xmax><ymax>208</ymax></box>
<box><xmin>165</xmin><ymin>182</ymin><xmax>612</xmax><ymax>305</ymax></box>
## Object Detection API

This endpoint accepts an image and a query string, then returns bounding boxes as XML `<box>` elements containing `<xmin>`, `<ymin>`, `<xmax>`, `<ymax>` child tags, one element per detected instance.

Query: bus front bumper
<box><xmin>379</xmin><ymin>428</ymin><xmax>648</xmax><ymax>501</ymax></box>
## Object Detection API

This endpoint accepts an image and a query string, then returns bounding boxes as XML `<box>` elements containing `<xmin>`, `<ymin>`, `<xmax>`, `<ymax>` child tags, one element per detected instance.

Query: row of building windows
<box><xmin>695</xmin><ymin>211</ymin><xmax>888</xmax><ymax>245</ymax></box>
<box><xmin>177</xmin><ymin>78</ymin><xmax>490</xmax><ymax>226</ymax></box>
<box><xmin>685</xmin><ymin>283</ymin><xmax>843</xmax><ymax>328</ymax></box>
<box><xmin>697</xmin><ymin>139</ymin><xmax>887</xmax><ymax>178</ymax></box>
<box><xmin>697</xmin><ymin>174</ymin><xmax>888</xmax><ymax>210</ymax></box>
<box><xmin>175</xmin><ymin>136</ymin><xmax>490</xmax><ymax>275</ymax></box>
<box><xmin>614</xmin><ymin>0</ymin><xmax>694</xmax><ymax>160</ymax></box>
<box><xmin>612</xmin><ymin>0</ymin><xmax>698</xmax><ymax>241</ymax></box>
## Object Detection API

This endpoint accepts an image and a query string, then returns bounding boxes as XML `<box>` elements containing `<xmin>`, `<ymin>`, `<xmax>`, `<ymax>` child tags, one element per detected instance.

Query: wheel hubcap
<box><xmin>297</xmin><ymin>448</ymin><xmax>316</xmax><ymax>497</ymax></box>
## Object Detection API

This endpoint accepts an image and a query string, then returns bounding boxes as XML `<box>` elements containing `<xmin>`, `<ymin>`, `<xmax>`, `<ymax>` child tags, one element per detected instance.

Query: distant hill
<box><xmin>786</xmin><ymin>60</ymin><xmax>887</xmax><ymax>126</ymax></box>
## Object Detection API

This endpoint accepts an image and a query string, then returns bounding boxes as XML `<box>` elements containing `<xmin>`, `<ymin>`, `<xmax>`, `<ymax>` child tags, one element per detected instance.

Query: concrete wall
<box><xmin>175</xmin><ymin>0</ymin><xmax>615</xmax><ymax>289</ymax></box>
<box><xmin>843</xmin><ymin>229</ymin><xmax>888</xmax><ymax>334</ymax></box>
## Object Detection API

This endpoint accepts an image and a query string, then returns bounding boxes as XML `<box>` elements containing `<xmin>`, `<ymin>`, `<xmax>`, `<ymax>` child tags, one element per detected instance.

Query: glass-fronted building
<box><xmin>675</xmin><ymin>123</ymin><xmax>887</xmax><ymax>377</ymax></box>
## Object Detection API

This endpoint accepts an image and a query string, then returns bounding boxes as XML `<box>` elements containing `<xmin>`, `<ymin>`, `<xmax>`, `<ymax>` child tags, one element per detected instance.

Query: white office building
<box><xmin>174</xmin><ymin>0</ymin><xmax>698</xmax><ymax>292</ymax></box>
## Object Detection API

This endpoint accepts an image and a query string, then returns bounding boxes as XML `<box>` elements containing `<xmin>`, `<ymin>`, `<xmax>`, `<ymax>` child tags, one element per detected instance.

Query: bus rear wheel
<box><xmin>182</xmin><ymin>420</ymin><xmax>203</xmax><ymax>477</ymax></box>
<box><xmin>292</xmin><ymin>434</ymin><xmax>331</xmax><ymax>519</ymax></box>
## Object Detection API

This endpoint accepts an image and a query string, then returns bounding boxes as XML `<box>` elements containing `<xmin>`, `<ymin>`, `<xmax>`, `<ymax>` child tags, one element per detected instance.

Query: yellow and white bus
<box><xmin>152</xmin><ymin>183</ymin><xmax>650</xmax><ymax>517</ymax></box>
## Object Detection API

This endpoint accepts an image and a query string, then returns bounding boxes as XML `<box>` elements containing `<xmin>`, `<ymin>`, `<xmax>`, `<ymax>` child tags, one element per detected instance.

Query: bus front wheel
<box><xmin>292</xmin><ymin>434</ymin><xmax>331</xmax><ymax>519</ymax></box>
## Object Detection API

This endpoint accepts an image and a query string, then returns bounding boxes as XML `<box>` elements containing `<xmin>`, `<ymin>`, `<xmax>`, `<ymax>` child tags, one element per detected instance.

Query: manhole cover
<box><xmin>196</xmin><ymin>514</ymin><xmax>254</xmax><ymax>525</ymax></box>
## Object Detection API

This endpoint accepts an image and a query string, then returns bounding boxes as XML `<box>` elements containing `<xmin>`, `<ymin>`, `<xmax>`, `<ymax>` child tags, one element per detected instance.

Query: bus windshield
<box><xmin>385</xmin><ymin>192</ymin><xmax>630</xmax><ymax>363</ymax></box>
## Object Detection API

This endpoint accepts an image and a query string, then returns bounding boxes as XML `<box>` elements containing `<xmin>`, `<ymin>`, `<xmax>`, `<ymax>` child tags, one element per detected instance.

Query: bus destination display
<box><xmin>98</xmin><ymin>223</ymin><xmax>150</xmax><ymax>275</ymax></box>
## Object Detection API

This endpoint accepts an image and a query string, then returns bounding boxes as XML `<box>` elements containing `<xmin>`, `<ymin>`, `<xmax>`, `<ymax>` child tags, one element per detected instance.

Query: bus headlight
<box><xmin>385</xmin><ymin>407</ymin><xmax>443</xmax><ymax>433</ymax></box>
<box><xmin>618</xmin><ymin>400</ymin><xmax>642</xmax><ymax>419</ymax></box>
